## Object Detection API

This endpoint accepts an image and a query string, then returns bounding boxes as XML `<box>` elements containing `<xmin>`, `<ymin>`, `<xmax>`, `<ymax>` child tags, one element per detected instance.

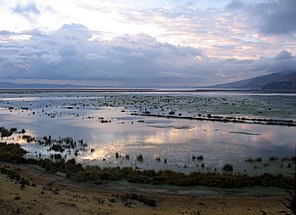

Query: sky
<box><xmin>0</xmin><ymin>0</ymin><xmax>296</xmax><ymax>87</ymax></box>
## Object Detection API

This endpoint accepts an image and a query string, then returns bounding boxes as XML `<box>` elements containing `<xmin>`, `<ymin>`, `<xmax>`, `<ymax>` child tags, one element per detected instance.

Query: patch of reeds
<box><xmin>222</xmin><ymin>163</ymin><xmax>233</xmax><ymax>171</ymax></box>
<box><xmin>1</xmin><ymin>143</ymin><xmax>295</xmax><ymax>189</ymax></box>
<box><xmin>0</xmin><ymin>142</ymin><xmax>27</xmax><ymax>163</ymax></box>
<box><xmin>136</xmin><ymin>154</ymin><xmax>144</xmax><ymax>162</ymax></box>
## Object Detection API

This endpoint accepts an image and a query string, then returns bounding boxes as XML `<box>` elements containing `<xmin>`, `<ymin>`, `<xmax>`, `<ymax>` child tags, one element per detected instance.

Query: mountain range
<box><xmin>1</xmin><ymin>70</ymin><xmax>295</xmax><ymax>90</ymax></box>
<box><xmin>212</xmin><ymin>71</ymin><xmax>296</xmax><ymax>90</ymax></box>
<box><xmin>0</xmin><ymin>82</ymin><xmax>86</xmax><ymax>89</ymax></box>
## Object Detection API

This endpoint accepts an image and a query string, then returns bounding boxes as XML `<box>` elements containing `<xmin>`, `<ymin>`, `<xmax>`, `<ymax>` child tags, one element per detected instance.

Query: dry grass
<box><xmin>0</xmin><ymin>162</ymin><xmax>290</xmax><ymax>215</ymax></box>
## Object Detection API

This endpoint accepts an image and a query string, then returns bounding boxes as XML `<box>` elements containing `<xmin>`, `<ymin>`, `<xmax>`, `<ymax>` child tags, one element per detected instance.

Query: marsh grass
<box><xmin>0</xmin><ymin>142</ymin><xmax>27</xmax><ymax>163</ymax></box>
<box><xmin>136</xmin><ymin>154</ymin><xmax>144</xmax><ymax>162</ymax></box>
<box><xmin>1</xmin><ymin>143</ymin><xmax>295</xmax><ymax>189</ymax></box>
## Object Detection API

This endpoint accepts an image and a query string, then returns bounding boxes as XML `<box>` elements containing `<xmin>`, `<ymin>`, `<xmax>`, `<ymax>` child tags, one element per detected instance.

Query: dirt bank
<box><xmin>0</xmin><ymin>162</ymin><xmax>291</xmax><ymax>215</ymax></box>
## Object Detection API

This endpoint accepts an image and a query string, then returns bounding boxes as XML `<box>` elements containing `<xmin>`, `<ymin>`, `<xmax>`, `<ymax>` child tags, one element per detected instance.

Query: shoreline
<box><xmin>1</xmin><ymin>88</ymin><xmax>296</xmax><ymax>94</ymax></box>
<box><xmin>0</xmin><ymin>161</ymin><xmax>292</xmax><ymax>215</ymax></box>
<box><xmin>11</xmin><ymin>162</ymin><xmax>291</xmax><ymax>197</ymax></box>
<box><xmin>1</xmin><ymin>142</ymin><xmax>295</xmax><ymax>190</ymax></box>
<box><xmin>1</xmin><ymin>140</ymin><xmax>294</xmax><ymax>214</ymax></box>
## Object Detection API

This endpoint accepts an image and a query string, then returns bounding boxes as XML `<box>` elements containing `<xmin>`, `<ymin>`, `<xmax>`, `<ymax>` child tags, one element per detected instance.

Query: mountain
<box><xmin>0</xmin><ymin>82</ymin><xmax>88</xmax><ymax>89</ymax></box>
<box><xmin>212</xmin><ymin>71</ymin><xmax>296</xmax><ymax>90</ymax></box>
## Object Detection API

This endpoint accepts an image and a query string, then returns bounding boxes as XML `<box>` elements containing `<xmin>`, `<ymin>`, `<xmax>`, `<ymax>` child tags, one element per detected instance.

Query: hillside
<box><xmin>213</xmin><ymin>71</ymin><xmax>296</xmax><ymax>90</ymax></box>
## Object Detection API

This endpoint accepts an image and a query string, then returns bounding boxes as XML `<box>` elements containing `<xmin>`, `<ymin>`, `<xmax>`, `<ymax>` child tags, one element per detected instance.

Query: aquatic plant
<box><xmin>50</xmin><ymin>144</ymin><xmax>64</xmax><ymax>153</ymax></box>
<box><xmin>22</xmin><ymin>135</ymin><xmax>35</xmax><ymax>143</ymax></box>
<box><xmin>223</xmin><ymin>163</ymin><xmax>233</xmax><ymax>171</ymax></box>
<box><xmin>197</xmin><ymin>155</ymin><xmax>203</xmax><ymax>161</ymax></box>
<box><xmin>0</xmin><ymin>127</ymin><xmax>16</xmax><ymax>138</ymax></box>
<box><xmin>1</xmin><ymin>143</ymin><xmax>295</xmax><ymax>189</ymax></box>
<box><xmin>164</xmin><ymin>158</ymin><xmax>167</xmax><ymax>164</ymax></box>
<box><xmin>168</xmin><ymin>111</ymin><xmax>175</xmax><ymax>115</ymax></box>
<box><xmin>245</xmin><ymin>158</ymin><xmax>255</xmax><ymax>163</ymax></box>
<box><xmin>0</xmin><ymin>142</ymin><xmax>27</xmax><ymax>163</ymax></box>
<box><xmin>269</xmin><ymin>156</ymin><xmax>279</xmax><ymax>161</ymax></box>
<box><xmin>136</xmin><ymin>154</ymin><xmax>144</xmax><ymax>162</ymax></box>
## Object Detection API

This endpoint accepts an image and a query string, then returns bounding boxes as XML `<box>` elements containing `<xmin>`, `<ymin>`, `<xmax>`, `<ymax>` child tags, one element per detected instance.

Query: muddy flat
<box><xmin>0</xmin><ymin>162</ymin><xmax>290</xmax><ymax>215</ymax></box>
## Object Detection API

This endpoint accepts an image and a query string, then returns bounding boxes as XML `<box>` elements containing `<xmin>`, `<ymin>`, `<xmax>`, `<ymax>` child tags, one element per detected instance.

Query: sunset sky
<box><xmin>0</xmin><ymin>0</ymin><xmax>295</xmax><ymax>87</ymax></box>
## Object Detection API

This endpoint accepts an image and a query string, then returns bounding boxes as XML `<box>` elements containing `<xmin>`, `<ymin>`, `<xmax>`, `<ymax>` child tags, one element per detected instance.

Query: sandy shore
<box><xmin>0</xmin><ymin>162</ymin><xmax>290</xmax><ymax>215</ymax></box>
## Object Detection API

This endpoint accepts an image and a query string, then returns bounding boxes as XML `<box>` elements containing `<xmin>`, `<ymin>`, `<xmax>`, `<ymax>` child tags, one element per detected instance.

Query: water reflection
<box><xmin>0</xmin><ymin>93</ymin><xmax>295</xmax><ymax>175</ymax></box>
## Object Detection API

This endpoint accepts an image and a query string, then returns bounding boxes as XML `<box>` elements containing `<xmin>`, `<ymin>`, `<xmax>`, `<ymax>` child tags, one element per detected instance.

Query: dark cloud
<box><xmin>12</xmin><ymin>2</ymin><xmax>40</xmax><ymax>20</ymax></box>
<box><xmin>255</xmin><ymin>0</ymin><xmax>296</xmax><ymax>34</ymax></box>
<box><xmin>227</xmin><ymin>0</ymin><xmax>296</xmax><ymax>34</ymax></box>
<box><xmin>275</xmin><ymin>51</ymin><xmax>293</xmax><ymax>60</ymax></box>
<box><xmin>227</xmin><ymin>0</ymin><xmax>245</xmax><ymax>10</ymax></box>
<box><xmin>0</xmin><ymin>24</ymin><xmax>296</xmax><ymax>87</ymax></box>
<box><xmin>0</xmin><ymin>30</ymin><xmax>15</xmax><ymax>35</ymax></box>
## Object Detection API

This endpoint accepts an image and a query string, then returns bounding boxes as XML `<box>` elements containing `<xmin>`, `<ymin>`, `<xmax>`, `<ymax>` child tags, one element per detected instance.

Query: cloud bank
<box><xmin>228</xmin><ymin>0</ymin><xmax>296</xmax><ymax>34</ymax></box>
<box><xmin>0</xmin><ymin>1</ymin><xmax>295</xmax><ymax>87</ymax></box>
<box><xmin>1</xmin><ymin>24</ymin><xmax>296</xmax><ymax>87</ymax></box>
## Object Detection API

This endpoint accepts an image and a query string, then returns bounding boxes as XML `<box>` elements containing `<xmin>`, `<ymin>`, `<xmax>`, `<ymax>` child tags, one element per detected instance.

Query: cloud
<box><xmin>0</xmin><ymin>24</ymin><xmax>296</xmax><ymax>87</ymax></box>
<box><xmin>0</xmin><ymin>30</ymin><xmax>15</xmax><ymax>35</ymax></box>
<box><xmin>275</xmin><ymin>51</ymin><xmax>293</xmax><ymax>60</ymax></box>
<box><xmin>13</xmin><ymin>2</ymin><xmax>40</xmax><ymax>18</ymax></box>
<box><xmin>227</xmin><ymin>0</ymin><xmax>245</xmax><ymax>10</ymax></box>
<box><xmin>1</xmin><ymin>0</ymin><xmax>294</xmax><ymax>62</ymax></box>
<box><xmin>227</xmin><ymin>0</ymin><xmax>296</xmax><ymax>34</ymax></box>
<box><xmin>115</xmin><ymin>5</ymin><xmax>296</xmax><ymax>60</ymax></box>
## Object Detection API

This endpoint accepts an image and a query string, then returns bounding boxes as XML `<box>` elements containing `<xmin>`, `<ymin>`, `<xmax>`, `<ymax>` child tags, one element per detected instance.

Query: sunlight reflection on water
<box><xmin>0</xmin><ymin>92</ymin><xmax>295</xmax><ymax>175</ymax></box>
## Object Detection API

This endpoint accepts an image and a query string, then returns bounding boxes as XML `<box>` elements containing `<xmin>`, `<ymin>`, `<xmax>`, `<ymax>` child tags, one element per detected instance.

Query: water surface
<box><xmin>0</xmin><ymin>91</ymin><xmax>295</xmax><ymax>175</ymax></box>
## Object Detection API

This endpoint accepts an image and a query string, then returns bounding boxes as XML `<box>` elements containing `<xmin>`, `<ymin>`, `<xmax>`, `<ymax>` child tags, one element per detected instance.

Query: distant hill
<box><xmin>212</xmin><ymin>71</ymin><xmax>296</xmax><ymax>90</ymax></box>
<box><xmin>0</xmin><ymin>82</ymin><xmax>87</xmax><ymax>89</ymax></box>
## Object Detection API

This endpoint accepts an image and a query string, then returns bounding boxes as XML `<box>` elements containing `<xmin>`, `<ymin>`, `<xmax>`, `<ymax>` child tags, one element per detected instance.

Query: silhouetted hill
<box><xmin>212</xmin><ymin>71</ymin><xmax>296</xmax><ymax>90</ymax></box>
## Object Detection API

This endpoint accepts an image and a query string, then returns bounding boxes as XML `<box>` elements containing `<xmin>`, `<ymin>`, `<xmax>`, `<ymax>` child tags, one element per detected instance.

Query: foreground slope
<box><xmin>0</xmin><ymin>162</ymin><xmax>290</xmax><ymax>215</ymax></box>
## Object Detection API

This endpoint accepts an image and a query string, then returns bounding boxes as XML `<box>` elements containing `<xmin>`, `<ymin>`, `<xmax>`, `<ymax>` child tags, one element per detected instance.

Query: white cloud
<box><xmin>0</xmin><ymin>24</ymin><xmax>295</xmax><ymax>87</ymax></box>
<box><xmin>0</xmin><ymin>1</ymin><xmax>295</xmax><ymax>87</ymax></box>
<box><xmin>0</xmin><ymin>0</ymin><xmax>294</xmax><ymax>59</ymax></box>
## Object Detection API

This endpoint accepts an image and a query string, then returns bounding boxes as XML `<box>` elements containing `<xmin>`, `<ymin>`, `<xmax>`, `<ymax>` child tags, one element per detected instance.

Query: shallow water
<box><xmin>0</xmin><ymin>91</ymin><xmax>295</xmax><ymax>175</ymax></box>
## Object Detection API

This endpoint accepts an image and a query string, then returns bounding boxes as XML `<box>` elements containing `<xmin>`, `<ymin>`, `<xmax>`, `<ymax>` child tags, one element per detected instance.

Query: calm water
<box><xmin>0</xmin><ymin>91</ymin><xmax>295</xmax><ymax>175</ymax></box>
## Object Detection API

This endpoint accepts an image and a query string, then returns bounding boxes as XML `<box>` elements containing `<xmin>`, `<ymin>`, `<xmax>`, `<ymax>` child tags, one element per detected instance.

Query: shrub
<box><xmin>50</xmin><ymin>144</ymin><xmax>64</xmax><ymax>153</ymax></box>
<box><xmin>0</xmin><ymin>142</ymin><xmax>27</xmax><ymax>163</ymax></box>
<box><xmin>144</xmin><ymin>198</ymin><xmax>156</xmax><ymax>207</ymax></box>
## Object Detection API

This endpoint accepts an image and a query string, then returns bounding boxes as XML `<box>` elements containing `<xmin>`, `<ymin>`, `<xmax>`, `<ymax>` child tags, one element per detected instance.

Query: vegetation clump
<box><xmin>110</xmin><ymin>193</ymin><xmax>156</xmax><ymax>207</ymax></box>
<box><xmin>22</xmin><ymin>135</ymin><xmax>35</xmax><ymax>143</ymax></box>
<box><xmin>0</xmin><ymin>142</ymin><xmax>27</xmax><ymax>163</ymax></box>
<box><xmin>50</xmin><ymin>144</ymin><xmax>64</xmax><ymax>153</ymax></box>
<box><xmin>269</xmin><ymin>156</ymin><xmax>279</xmax><ymax>161</ymax></box>
<box><xmin>136</xmin><ymin>154</ymin><xmax>144</xmax><ymax>162</ymax></box>
<box><xmin>0</xmin><ymin>127</ymin><xmax>15</xmax><ymax>138</ymax></box>
<box><xmin>223</xmin><ymin>163</ymin><xmax>233</xmax><ymax>171</ymax></box>
<box><xmin>0</xmin><ymin>142</ymin><xmax>295</xmax><ymax>189</ymax></box>
<box><xmin>197</xmin><ymin>155</ymin><xmax>203</xmax><ymax>161</ymax></box>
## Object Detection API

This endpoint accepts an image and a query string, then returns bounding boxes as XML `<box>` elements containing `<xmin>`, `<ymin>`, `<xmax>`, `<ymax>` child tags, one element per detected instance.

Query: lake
<box><xmin>0</xmin><ymin>90</ymin><xmax>295</xmax><ymax>176</ymax></box>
